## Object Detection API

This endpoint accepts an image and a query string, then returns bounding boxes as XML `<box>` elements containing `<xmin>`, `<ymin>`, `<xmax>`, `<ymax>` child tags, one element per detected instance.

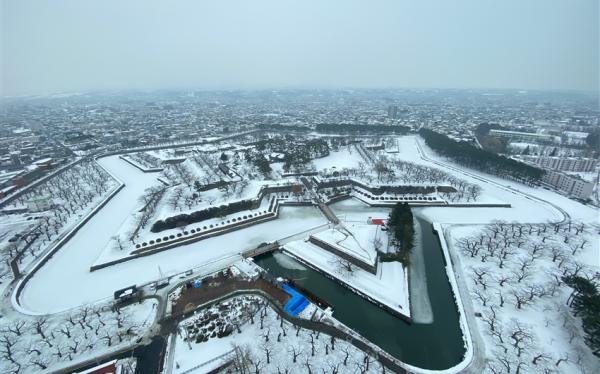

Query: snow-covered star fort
<box><xmin>1</xmin><ymin>132</ymin><xmax>598</xmax><ymax>374</ymax></box>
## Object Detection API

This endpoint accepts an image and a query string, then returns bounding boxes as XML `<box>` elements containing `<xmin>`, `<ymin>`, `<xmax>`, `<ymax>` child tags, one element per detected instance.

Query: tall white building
<box><xmin>489</xmin><ymin>129</ymin><xmax>557</xmax><ymax>143</ymax></box>
<box><xmin>520</xmin><ymin>155</ymin><xmax>597</xmax><ymax>172</ymax></box>
<box><xmin>542</xmin><ymin>170</ymin><xmax>594</xmax><ymax>199</ymax></box>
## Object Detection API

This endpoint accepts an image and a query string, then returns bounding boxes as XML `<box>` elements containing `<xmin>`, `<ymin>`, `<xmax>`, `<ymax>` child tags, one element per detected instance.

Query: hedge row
<box><xmin>151</xmin><ymin>199</ymin><xmax>254</xmax><ymax>232</ymax></box>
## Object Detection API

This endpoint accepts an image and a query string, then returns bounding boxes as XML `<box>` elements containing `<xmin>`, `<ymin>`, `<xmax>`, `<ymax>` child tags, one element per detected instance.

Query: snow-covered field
<box><xmin>1</xmin><ymin>298</ymin><xmax>157</xmax><ymax>373</ymax></box>
<box><xmin>448</xmin><ymin>222</ymin><xmax>599</xmax><ymax>373</ymax></box>
<box><xmin>0</xmin><ymin>160</ymin><xmax>120</xmax><ymax>286</ymax></box>
<box><xmin>312</xmin><ymin>147</ymin><xmax>364</xmax><ymax>171</ymax></box>
<box><xmin>311</xmin><ymin>222</ymin><xmax>380</xmax><ymax>267</ymax></box>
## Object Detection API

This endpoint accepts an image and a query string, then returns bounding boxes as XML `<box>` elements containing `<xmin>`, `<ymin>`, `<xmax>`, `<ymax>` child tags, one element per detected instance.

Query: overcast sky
<box><xmin>1</xmin><ymin>0</ymin><xmax>598</xmax><ymax>96</ymax></box>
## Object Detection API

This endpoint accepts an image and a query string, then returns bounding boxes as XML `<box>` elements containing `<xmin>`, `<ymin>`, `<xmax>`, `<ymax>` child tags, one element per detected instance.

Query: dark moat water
<box><xmin>255</xmin><ymin>216</ymin><xmax>465</xmax><ymax>370</ymax></box>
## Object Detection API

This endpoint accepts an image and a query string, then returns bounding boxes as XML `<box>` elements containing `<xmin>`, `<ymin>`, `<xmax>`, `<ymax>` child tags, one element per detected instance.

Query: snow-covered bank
<box><xmin>283</xmin><ymin>239</ymin><xmax>411</xmax><ymax>320</ymax></box>
<box><xmin>407</xmin><ymin>217</ymin><xmax>433</xmax><ymax>324</ymax></box>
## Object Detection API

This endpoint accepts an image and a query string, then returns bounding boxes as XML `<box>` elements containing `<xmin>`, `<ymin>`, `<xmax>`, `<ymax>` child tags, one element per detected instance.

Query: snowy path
<box><xmin>19</xmin><ymin>156</ymin><xmax>160</xmax><ymax>312</ymax></box>
<box><xmin>403</xmin><ymin>136</ymin><xmax>594</xmax><ymax>224</ymax></box>
<box><xmin>18</xmin><ymin>156</ymin><xmax>328</xmax><ymax>313</ymax></box>
<box><xmin>407</xmin><ymin>218</ymin><xmax>433</xmax><ymax>324</ymax></box>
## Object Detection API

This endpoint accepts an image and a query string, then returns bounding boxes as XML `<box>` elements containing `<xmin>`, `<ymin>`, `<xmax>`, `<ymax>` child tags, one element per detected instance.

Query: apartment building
<box><xmin>520</xmin><ymin>155</ymin><xmax>597</xmax><ymax>172</ymax></box>
<box><xmin>542</xmin><ymin>170</ymin><xmax>594</xmax><ymax>199</ymax></box>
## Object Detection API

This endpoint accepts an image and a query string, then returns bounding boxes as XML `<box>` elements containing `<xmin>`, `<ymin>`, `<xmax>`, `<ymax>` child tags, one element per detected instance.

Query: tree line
<box><xmin>316</xmin><ymin>123</ymin><xmax>411</xmax><ymax>134</ymax></box>
<box><xmin>419</xmin><ymin>128</ymin><xmax>545</xmax><ymax>184</ymax></box>
<box><xmin>151</xmin><ymin>199</ymin><xmax>255</xmax><ymax>232</ymax></box>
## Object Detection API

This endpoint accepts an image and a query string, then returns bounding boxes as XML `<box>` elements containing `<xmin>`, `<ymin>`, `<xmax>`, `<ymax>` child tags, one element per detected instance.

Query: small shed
<box><xmin>114</xmin><ymin>285</ymin><xmax>137</xmax><ymax>301</ymax></box>
<box><xmin>367</xmin><ymin>217</ymin><xmax>386</xmax><ymax>226</ymax></box>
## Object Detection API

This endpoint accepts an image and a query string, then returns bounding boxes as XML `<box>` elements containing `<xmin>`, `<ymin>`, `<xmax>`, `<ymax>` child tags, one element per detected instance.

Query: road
<box><xmin>412</xmin><ymin>137</ymin><xmax>570</xmax><ymax>223</ymax></box>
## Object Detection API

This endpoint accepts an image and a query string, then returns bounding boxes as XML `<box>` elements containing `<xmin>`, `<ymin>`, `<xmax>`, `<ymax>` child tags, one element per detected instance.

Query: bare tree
<box><xmin>5</xmin><ymin>321</ymin><xmax>27</xmax><ymax>336</ymax></box>
<box><xmin>29</xmin><ymin>356</ymin><xmax>49</xmax><ymax>370</ymax></box>
<box><xmin>555</xmin><ymin>352</ymin><xmax>569</xmax><ymax>367</ymax></box>
<box><xmin>510</xmin><ymin>289</ymin><xmax>530</xmax><ymax>310</ymax></box>
<box><xmin>231</xmin><ymin>344</ymin><xmax>252</xmax><ymax>374</ymax></box>
<box><xmin>472</xmin><ymin>288</ymin><xmax>490</xmax><ymax>307</ymax></box>
<box><xmin>288</xmin><ymin>345</ymin><xmax>302</xmax><ymax>363</ymax></box>
<box><xmin>304</xmin><ymin>356</ymin><xmax>312</xmax><ymax>374</ymax></box>
<box><xmin>481</xmin><ymin>305</ymin><xmax>499</xmax><ymax>333</ymax></box>
<box><xmin>0</xmin><ymin>333</ymin><xmax>17</xmax><ymax>365</ymax></box>
<box><xmin>508</xmin><ymin>320</ymin><xmax>533</xmax><ymax>358</ymax></box>
<box><xmin>331</xmin><ymin>257</ymin><xmax>355</xmax><ymax>277</ymax></box>
<box><xmin>341</xmin><ymin>346</ymin><xmax>351</xmax><ymax>366</ymax></box>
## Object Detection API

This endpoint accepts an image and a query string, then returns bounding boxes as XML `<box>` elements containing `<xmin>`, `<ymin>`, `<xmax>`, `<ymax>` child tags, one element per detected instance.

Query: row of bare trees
<box><xmin>457</xmin><ymin>220</ymin><xmax>597</xmax><ymax>373</ymax></box>
<box><xmin>2</xmin><ymin>160</ymin><xmax>117</xmax><ymax>279</ymax></box>
<box><xmin>180</xmin><ymin>295</ymin><xmax>385</xmax><ymax>373</ymax></box>
<box><xmin>1</xmin><ymin>303</ymin><xmax>142</xmax><ymax>374</ymax></box>
<box><xmin>128</xmin><ymin>152</ymin><xmax>161</xmax><ymax>169</ymax></box>
<box><xmin>320</xmin><ymin>151</ymin><xmax>481</xmax><ymax>202</ymax></box>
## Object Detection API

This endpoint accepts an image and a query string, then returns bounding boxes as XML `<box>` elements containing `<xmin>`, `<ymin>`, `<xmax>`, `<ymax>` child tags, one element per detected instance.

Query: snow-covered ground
<box><xmin>170</xmin><ymin>295</ymin><xmax>385</xmax><ymax>374</ymax></box>
<box><xmin>8</xmin><ymin>134</ymin><xmax>599</xmax><ymax>374</ymax></box>
<box><xmin>93</xmin><ymin>190</ymin><xmax>278</xmax><ymax>266</ymax></box>
<box><xmin>18</xmin><ymin>155</ymin><xmax>328</xmax><ymax>313</ymax></box>
<box><xmin>311</xmin><ymin>222</ymin><xmax>380</xmax><ymax>267</ymax></box>
<box><xmin>1</xmin><ymin>298</ymin><xmax>157</xmax><ymax>373</ymax></box>
<box><xmin>447</xmin><ymin>222</ymin><xmax>599</xmax><ymax>373</ymax></box>
<box><xmin>312</xmin><ymin>147</ymin><xmax>364</xmax><ymax>172</ymax></box>
<box><xmin>382</xmin><ymin>135</ymin><xmax>597</xmax><ymax>225</ymax></box>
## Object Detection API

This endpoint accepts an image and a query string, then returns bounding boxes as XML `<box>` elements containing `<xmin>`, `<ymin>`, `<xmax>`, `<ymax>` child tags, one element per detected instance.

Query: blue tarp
<box><xmin>282</xmin><ymin>284</ymin><xmax>309</xmax><ymax>316</ymax></box>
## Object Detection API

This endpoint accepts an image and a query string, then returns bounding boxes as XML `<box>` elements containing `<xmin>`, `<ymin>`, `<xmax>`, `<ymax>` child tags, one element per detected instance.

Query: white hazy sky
<box><xmin>1</xmin><ymin>0</ymin><xmax>598</xmax><ymax>96</ymax></box>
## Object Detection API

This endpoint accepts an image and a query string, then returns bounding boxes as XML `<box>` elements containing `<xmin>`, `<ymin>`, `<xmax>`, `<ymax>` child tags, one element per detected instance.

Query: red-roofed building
<box><xmin>367</xmin><ymin>217</ymin><xmax>386</xmax><ymax>226</ymax></box>
<box><xmin>77</xmin><ymin>360</ymin><xmax>117</xmax><ymax>374</ymax></box>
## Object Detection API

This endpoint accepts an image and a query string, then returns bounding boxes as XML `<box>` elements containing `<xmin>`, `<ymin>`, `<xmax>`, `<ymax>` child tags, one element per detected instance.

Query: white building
<box><xmin>520</xmin><ymin>155</ymin><xmax>597</xmax><ymax>172</ymax></box>
<box><xmin>27</xmin><ymin>196</ymin><xmax>53</xmax><ymax>212</ymax></box>
<box><xmin>542</xmin><ymin>170</ymin><xmax>594</xmax><ymax>199</ymax></box>
<box><xmin>489</xmin><ymin>129</ymin><xmax>557</xmax><ymax>143</ymax></box>
<box><xmin>563</xmin><ymin>131</ymin><xmax>589</xmax><ymax>146</ymax></box>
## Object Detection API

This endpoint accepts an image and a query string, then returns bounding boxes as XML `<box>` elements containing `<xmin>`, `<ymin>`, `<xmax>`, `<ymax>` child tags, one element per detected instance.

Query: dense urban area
<box><xmin>0</xmin><ymin>89</ymin><xmax>598</xmax><ymax>374</ymax></box>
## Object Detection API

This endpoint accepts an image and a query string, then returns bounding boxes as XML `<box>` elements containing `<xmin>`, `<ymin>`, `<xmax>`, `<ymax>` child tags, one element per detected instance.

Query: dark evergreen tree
<box><xmin>419</xmin><ymin>128</ymin><xmax>545</xmax><ymax>185</ymax></box>
<box><xmin>382</xmin><ymin>202</ymin><xmax>414</xmax><ymax>266</ymax></box>
<box><xmin>586</xmin><ymin>129</ymin><xmax>600</xmax><ymax>150</ymax></box>
<box><xmin>254</xmin><ymin>155</ymin><xmax>272</xmax><ymax>176</ymax></box>
<box><xmin>563</xmin><ymin>275</ymin><xmax>600</xmax><ymax>356</ymax></box>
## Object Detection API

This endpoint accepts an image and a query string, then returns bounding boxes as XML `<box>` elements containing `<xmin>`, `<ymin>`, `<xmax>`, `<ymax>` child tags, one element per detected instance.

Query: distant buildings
<box><xmin>520</xmin><ymin>155</ymin><xmax>597</xmax><ymax>172</ymax></box>
<box><xmin>387</xmin><ymin>105</ymin><xmax>399</xmax><ymax>119</ymax></box>
<box><xmin>27</xmin><ymin>196</ymin><xmax>52</xmax><ymax>212</ymax></box>
<box><xmin>517</xmin><ymin>154</ymin><xmax>596</xmax><ymax>199</ymax></box>
<box><xmin>542</xmin><ymin>170</ymin><xmax>594</xmax><ymax>200</ymax></box>
<box><xmin>489</xmin><ymin>129</ymin><xmax>557</xmax><ymax>144</ymax></box>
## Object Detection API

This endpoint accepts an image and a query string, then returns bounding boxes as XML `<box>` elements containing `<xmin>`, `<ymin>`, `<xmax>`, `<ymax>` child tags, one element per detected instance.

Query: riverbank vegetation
<box><xmin>381</xmin><ymin>202</ymin><xmax>414</xmax><ymax>266</ymax></box>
